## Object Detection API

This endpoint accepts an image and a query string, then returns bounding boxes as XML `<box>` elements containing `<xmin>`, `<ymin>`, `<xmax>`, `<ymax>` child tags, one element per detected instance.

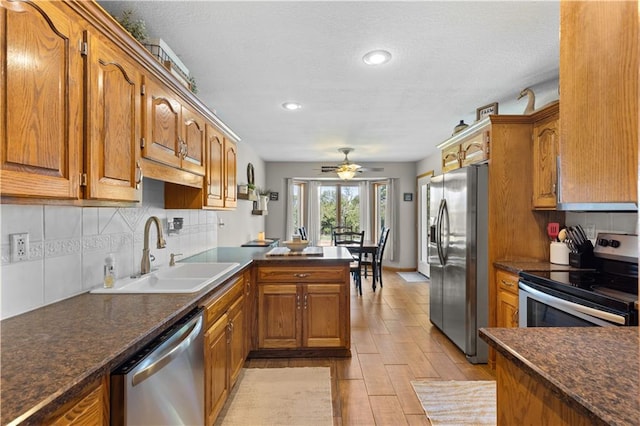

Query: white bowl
<box><xmin>283</xmin><ymin>240</ymin><xmax>310</xmax><ymax>252</ymax></box>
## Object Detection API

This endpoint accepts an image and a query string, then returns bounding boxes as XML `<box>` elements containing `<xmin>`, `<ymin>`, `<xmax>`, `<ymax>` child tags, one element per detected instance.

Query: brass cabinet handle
<box><xmin>501</xmin><ymin>279</ymin><xmax>514</xmax><ymax>287</ymax></box>
<box><xmin>296</xmin><ymin>294</ymin><xmax>301</xmax><ymax>310</ymax></box>
<box><xmin>135</xmin><ymin>161</ymin><xmax>143</xmax><ymax>189</ymax></box>
<box><xmin>512</xmin><ymin>308</ymin><xmax>519</xmax><ymax>324</ymax></box>
<box><xmin>294</xmin><ymin>273</ymin><xmax>310</xmax><ymax>278</ymax></box>
<box><xmin>303</xmin><ymin>293</ymin><xmax>308</xmax><ymax>309</ymax></box>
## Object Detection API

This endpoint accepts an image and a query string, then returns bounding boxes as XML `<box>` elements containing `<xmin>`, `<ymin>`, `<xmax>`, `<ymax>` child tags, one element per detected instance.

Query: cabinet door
<box><xmin>48</xmin><ymin>377</ymin><xmax>107</xmax><ymax>425</ymax></box>
<box><xmin>441</xmin><ymin>145</ymin><xmax>460</xmax><ymax>173</ymax></box>
<box><xmin>143</xmin><ymin>77</ymin><xmax>182</xmax><ymax>169</ymax></box>
<box><xmin>243</xmin><ymin>270</ymin><xmax>255</xmax><ymax>355</ymax></box>
<box><xmin>460</xmin><ymin>131</ymin><xmax>489</xmax><ymax>167</ymax></box>
<box><xmin>205</xmin><ymin>123</ymin><xmax>225</xmax><ymax>207</ymax></box>
<box><xmin>204</xmin><ymin>313</ymin><xmax>229</xmax><ymax>426</ymax></box>
<box><xmin>0</xmin><ymin>1</ymin><xmax>82</xmax><ymax>199</ymax></box>
<box><xmin>303</xmin><ymin>284</ymin><xmax>347</xmax><ymax>348</ymax></box>
<box><xmin>559</xmin><ymin>1</ymin><xmax>638</xmax><ymax>205</ymax></box>
<box><xmin>497</xmin><ymin>288</ymin><xmax>519</xmax><ymax>328</ymax></box>
<box><xmin>224</xmin><ymin>139</ymin><xmax>238</xmax><ymax>208</ymax></box>
<box><xmin>228</xmin><ymin>294</ymin><xmax>245</xmax><ymax>388</ymax></box>
<box><xmin>181</xmin><ymin>105</ymin><xmax>206</xmax><ymax>176</ymax></box>
<box><xmin>532</xmin><ymin>116</ymin><xmax>559</xmax><ymax>209</ymax></box>
<box><xmin>258</xmin><ymin>284</ymin><xmax>301</xmax><ymax>349</ymax></box>
<box><xmin>85</xmin><ymin>31</ymin><xmax>142</xmax><ymax>202</ymax></box>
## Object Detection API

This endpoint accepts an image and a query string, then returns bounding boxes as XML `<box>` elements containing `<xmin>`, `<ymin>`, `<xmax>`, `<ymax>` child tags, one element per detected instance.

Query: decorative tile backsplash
<box><xmin>0</xmin><ymin>179</ymin><xmax>220</xmax><ymax>320</ymax></box>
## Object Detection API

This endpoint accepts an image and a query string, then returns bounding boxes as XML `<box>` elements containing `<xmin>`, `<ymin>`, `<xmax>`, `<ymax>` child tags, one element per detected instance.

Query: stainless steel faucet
<box><xmin>141</xmin><ymin>216</ymin><xmax>166</xmax><ymax>275</ymax></box>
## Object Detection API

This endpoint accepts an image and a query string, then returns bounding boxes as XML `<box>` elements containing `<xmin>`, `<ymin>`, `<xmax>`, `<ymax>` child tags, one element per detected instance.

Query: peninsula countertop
<box><xmin>480</xmin><ymin>327</ymin><xmax>639</xmax><ymax>426</ymax></box>
<box><xmin>0</xmin><ymin>246</ymin><xmax>351</xmax><ymax>425</ymax></box>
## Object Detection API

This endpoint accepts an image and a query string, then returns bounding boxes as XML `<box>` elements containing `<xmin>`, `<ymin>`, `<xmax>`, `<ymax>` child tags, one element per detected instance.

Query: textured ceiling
<box><xmin>98</xmin><ymin>1</ymin><xmax>560</xmax><ymax>164</ymax></box>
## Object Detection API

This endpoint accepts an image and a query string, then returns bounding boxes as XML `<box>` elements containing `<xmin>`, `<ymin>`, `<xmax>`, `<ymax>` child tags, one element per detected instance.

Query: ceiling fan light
<box><xmin>337</xmin><ymin>169</ymin><xmax>356</xmax><ymax>180</ymax></box>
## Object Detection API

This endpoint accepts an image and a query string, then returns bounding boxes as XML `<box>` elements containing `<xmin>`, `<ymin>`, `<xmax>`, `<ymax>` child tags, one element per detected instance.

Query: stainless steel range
<box><xmin>518</xmin><ymin>233</ymin><xmax>638</xmax><ymax>327</ymax></box>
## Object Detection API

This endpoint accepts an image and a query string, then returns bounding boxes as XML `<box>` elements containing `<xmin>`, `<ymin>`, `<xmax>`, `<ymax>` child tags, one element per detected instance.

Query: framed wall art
<box><xmin>476</xmin><ymin>102</ymin><xmax>498</xmax><ymax>121</ymax></box>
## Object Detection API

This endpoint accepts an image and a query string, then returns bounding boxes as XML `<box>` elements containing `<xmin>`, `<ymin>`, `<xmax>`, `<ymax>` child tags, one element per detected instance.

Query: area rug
<box><xmin>216</xmin><ymin>367</ymin><xmax>333</xmax><ymax>425</ymax></box>
<box><xmin>397</xmin><ymin>272</ymin><xmax>429</xmax><ymax>282</ymax></box>
<box><xmin>411</xmin><ymin>380</ymin><xmax>496</xmax><ymax>425</ymax></box>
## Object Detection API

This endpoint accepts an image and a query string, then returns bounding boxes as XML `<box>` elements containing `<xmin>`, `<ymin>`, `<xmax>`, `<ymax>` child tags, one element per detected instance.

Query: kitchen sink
<box><xmin>90</xmin><ymin>262</ymin><xmax>240</xmax><ymax>294</ymax></box>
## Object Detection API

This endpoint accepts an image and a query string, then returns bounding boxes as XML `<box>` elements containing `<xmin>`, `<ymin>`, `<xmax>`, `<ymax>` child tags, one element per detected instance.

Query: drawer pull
<box><xmin>501</xmin><ymin>279</ymin><xmax>514</xmax><ymax>287</ymax></box>
<box><xmin>294</xmin><ymin>273</ymin><xmax>310</xmax><ymax>278</ymax></box>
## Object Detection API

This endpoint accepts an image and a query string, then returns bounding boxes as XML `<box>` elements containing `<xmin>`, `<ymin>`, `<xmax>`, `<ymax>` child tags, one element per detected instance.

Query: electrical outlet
<box><xmin>10</xmin><ymin>233</ymin><xmax>29</xmax><ymax>262</ymax></box>
<box><xmin>585</xmin><ymin>224</ymin><xmax>596</xmax><ymax>240</ymax></box>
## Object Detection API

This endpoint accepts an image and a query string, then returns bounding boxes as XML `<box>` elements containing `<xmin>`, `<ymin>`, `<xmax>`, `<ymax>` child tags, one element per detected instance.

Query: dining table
<box><xmin>341</xmin><ymin>240</ymin><xmax>380</xmax><ymax>290</ymax></box>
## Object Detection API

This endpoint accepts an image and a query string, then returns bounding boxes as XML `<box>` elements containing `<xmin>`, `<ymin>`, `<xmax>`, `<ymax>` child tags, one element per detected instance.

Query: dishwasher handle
<box><xmin>132</xmin><ymin>313</ymin><xmax>203</xmax><ymax>386</ymax></box>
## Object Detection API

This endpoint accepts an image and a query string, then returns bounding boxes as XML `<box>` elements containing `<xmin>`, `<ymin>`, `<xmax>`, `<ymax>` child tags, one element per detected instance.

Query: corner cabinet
<box><xmin>255</xmin><ymin>264</ymin><xmax>350</xmax><ymax>356</ymax></box>
<box><xmin>0</xmin><ymin>1</ymin><xmax>83</xmax><ymax>200</ymax></box>
<box><xmin>531</xmin><ymin>102</ymin><xmax>559</xmax><ymax>210</ymax></box>
<box><xmin>558</xmin><ymin>1</ymin><xmax>638</xmax><ymax>208</ymax></box>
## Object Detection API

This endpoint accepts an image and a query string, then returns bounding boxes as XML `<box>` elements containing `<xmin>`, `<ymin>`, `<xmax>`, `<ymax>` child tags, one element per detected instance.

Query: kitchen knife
<box><xmin>575</xmin><ymin>225</ymin><xmax>593</xmax><ymax>249</ymax></box>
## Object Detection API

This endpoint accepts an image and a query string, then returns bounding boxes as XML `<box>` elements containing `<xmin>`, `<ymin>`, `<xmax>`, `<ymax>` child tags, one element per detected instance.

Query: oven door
<box><xmin>518</xmin><ymin>281</ymin><xmax>629</xmax><ymax>327</ymax></box>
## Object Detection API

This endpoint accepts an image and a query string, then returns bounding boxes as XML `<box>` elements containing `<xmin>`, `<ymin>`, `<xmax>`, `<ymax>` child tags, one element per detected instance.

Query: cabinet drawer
<box><xmin>258</xmin><ymin>266</ymin><xmax>345</xmax><ymax>283</ymax></box>
<box><xmin>496</xmin><ymin>269</ymin><xmax>519</xmax><ymax>295</ymax></box>
<box><xmin>204</xmin><ymin>275</ymin><xmax>244</xmax><ymax>327</ymax></box>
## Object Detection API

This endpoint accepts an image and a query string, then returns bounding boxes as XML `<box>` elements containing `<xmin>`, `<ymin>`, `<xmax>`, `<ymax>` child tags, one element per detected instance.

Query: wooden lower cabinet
<box><xmin>496</xmin><ymin>352</ymin><xmax>592</xmax><ymax>425</ymax></box>
<box><xmin>203</xmin><ymin>275</ymin><xmax>245</xmax><ymax>426</ymax></box>
<box><xmin>47</xmin><ymin>376</ymin><xmax>108</xmax><ymax>425</ymax></box>
<box><xmin>256</xmin><ymin>264</ymin><xmax>350</xmax><ymax>354</ymax></box>
<box><xmin>495</xmin><ymin>269</ymin><xmax>519</xmax><ymax>328</ymax></box>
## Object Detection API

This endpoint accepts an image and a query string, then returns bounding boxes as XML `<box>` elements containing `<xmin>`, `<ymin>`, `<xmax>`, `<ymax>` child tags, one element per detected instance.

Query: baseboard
<box><xmin>382</xmin><ymin>266</ymin><xmax>416</xmax><ymax>273</ymax></box>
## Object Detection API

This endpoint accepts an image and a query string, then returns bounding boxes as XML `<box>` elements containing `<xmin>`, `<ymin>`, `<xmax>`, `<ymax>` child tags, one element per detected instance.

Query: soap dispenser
<box><xmin>103</xmin><ymin>253</ymin><xmax>116</xmax><ymax>288</ymax></box>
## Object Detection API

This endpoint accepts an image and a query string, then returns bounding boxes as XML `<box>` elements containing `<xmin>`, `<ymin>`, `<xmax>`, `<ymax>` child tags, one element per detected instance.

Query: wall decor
<box><xmin>476</xmin><ymin>102</ymin><xmax>498</xmax><ymax>121</ymax></box>
<box><xmin>269</xmin><ymin>192</ymin><xmax>279</xmax><ymax>201</ymax></box>
<box><xmin>403</xmin><ymin>193</ymin><xmax>413</xmax><ymax>202</ymax></box>
<box><xmin>247</xmin><ymin>163</ymin><xmax>255</xmax><ymax>185</ymax></box>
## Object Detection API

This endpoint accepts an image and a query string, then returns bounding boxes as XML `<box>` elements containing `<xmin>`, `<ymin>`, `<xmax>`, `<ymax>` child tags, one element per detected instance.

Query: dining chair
<box><xmin>361</xmin><ymin>226</ymin><xmax>385</xmax><ymax>279</ymax></box>
<box><xmin>362</xmin><ymin>227</ymin><xmax>390</xmax><ymax>289</ymax></box>
<box><xmin>330</xmin><ymin>225</ymin><xmax>352</xmax><ymax>244</ymax></box>
<box><xmin>333</xmin><ymin>230</ymin><xmax>365</xmax><ymax>295</ymax></box>
<box><xmin>298</xmin><ymin>226</ymin><xmax>308</xmax><ymax>241</ymax></box>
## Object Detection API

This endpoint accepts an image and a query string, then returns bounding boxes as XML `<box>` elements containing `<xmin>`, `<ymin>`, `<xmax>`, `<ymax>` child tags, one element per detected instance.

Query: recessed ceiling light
<box><xmin>282</xmin><ymin>102</ymin><xmax>302</xmax><ymax>111</ymax></box>
<box><xmin>363</xmin><ymin>50</ymin><xmax>392</xmax><ymax>66</ymax></box>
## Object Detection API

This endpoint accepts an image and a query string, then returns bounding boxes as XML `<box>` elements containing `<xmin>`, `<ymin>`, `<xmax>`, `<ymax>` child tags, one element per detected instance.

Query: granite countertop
<box><xmin>480</xmin><ymin>327</ymin><xmax>639</xmax><ymax>425</ymax></box>
<box><xmin>494</xmin><ymin>259</ymin><xmax>588</xmax><ymax>274</ymax></box>
<box><xmin>1</xmin><ymin>246</ymin><xmax>350</xmax><ymax>425</ymax></box>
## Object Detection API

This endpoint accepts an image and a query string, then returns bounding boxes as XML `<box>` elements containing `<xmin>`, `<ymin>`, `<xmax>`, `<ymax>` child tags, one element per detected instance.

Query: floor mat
<box><xmin>411</xmin><ymin>380</ymin><xmax>496</xmax><ymax>425</ymax></box>
<box><xmin>397</xmin><ymin>272</ymin><xmax>429</xmax><ymax>282</ymax></box>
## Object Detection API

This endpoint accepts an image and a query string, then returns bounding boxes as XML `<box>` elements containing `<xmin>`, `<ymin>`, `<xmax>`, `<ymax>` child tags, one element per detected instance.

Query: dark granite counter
<box><xmin>0</xmin><ymin>246</ymin><xmax>350</xmax><ymax>425</ymax></box>
<box><xmin>480</xmin><ymin>327</ymin><xmax>639</xmax><ymax>426</ymax></box>
<box><xmin>494</xmin><ymin>260</ymin><xmax>587</xmax><ymax>274</ymax></box>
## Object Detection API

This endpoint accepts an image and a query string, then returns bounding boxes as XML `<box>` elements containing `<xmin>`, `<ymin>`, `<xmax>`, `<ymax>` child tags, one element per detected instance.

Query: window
<box><xmin>318</xmin><ymin>183</ymin><xmax>360</xmax><ymax>245</ymax></box>
<box><xmin>291</xmin><ymin>181</ymin><xmax>305</xmax><ymax>231</ymax></box>
<box><xmin>373</xmin><ymin>181</ymin><xmax>388</xmax><ymax>242</ymax></box>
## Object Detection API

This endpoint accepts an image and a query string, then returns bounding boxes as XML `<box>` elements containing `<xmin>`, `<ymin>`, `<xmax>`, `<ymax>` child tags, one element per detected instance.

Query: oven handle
<box><xmin>518</xmin><ymin>282</ymin><xmax>626</xmax><ymax>325</ymax></box>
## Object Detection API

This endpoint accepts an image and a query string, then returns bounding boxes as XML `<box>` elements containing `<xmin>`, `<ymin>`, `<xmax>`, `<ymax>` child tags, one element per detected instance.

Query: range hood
<box><xmin>556</xmin><ymin>201</ymin><xmax>638</xmax><ymax>212</ymax></box>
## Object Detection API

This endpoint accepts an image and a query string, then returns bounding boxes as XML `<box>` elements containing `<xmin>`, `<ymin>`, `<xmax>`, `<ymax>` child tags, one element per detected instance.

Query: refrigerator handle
<box><xmin>436</xmin><ymin>199</ymin><xmax>446</xmax><ymax>265</ymax></box>
<box><xmin>440</xmin><ymin>199</ymin><xmax>449</xmax><ymax>262</ymax></box>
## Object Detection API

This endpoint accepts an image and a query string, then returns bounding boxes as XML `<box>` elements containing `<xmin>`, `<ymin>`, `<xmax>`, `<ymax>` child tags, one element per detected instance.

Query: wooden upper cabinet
<box><xmin>559</xmin><ymin>1</ymin><xmax>638</xmax><ymax>206</ymax></box>
<box><xmin>143</xmin><ymin>76</ymin><xmax>183</xmax><ymax>169</ymax></box>
<box><xmin>224</xmin><ymin>139</ymin><xmax>237</xmax><ymax>208</ymax></box>
<box><xmin>532</xmin><ymin>103</ymin><xmax>559</xmax><ymax>209</ymax></box>
<box><xmin>460</xmin><ymin>130</ymin><xmax>490</xmax><ymax>168</ymax></box>
<box><xmin>84</xmin><ymin>30</ymin><xmax>142</xmax><ymax>202</ymax></box>
<box><xmin>205</xmin><ymin>123</ymin><xmax>225</xmax><ymax>207</ymax></box>
<box><xmin>181</xmin><ymin>105</ymin><xmax>206</xmax><ymax>176</ymax></box>
<box><xmin>143</xmin><ymin>76</ymin><xmax>206</xmax><ymax>177</ymax></box>
<box><xmin>0</xmin><ymin>0</ymin><xmax>82</xmax><ymax>199</ymax></box>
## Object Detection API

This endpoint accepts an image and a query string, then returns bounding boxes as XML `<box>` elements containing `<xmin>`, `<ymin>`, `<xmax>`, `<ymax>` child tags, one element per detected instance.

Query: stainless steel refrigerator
<box><xmin>428</xmin><ymin>164</ymin><xmax>488</xmax><ymax>364</ymax></box>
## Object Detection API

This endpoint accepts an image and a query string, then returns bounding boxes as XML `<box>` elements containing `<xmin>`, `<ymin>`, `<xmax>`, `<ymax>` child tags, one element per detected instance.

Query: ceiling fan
<box><xmin>320</xmin><ymin>148</ymin><xmax>383</xmax><ymax>179</ymax></box>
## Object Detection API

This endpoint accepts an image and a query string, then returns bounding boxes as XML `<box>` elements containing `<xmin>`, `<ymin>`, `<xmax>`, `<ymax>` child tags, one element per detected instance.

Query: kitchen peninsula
<box><xmin>480</xmin><ymin>327</ymin><xmax>639</xmax><ymax>425</ymax></box>
<box><xmin>0</xmin><ymin>246</ymin><xmax>352</xmax><ymax>425</ymax></box>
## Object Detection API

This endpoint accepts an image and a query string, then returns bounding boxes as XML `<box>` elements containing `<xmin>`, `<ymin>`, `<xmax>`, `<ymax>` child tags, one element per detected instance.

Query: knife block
<box><xmin>569</xmin><ymin>249</ymin><xmax>595</xmax><ymax>268</ymax></box>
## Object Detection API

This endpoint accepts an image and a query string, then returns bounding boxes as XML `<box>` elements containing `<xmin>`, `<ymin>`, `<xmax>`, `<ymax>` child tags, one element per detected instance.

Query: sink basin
<box><xmin>90</xmin><ymin>262</ymin><xmax>239</xmax><ymax>294</ymax></box>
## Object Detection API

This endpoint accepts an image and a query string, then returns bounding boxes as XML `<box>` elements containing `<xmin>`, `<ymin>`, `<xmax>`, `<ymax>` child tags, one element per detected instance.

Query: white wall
<box><xmin>264</xmin><ymin>161</ymin><xmax>417</xmax><ymax>270</ymax></box>
<box><xmin>217</xmin><ymin>142</ymin><xmax>267</xmax><ymax>246</ymax></box>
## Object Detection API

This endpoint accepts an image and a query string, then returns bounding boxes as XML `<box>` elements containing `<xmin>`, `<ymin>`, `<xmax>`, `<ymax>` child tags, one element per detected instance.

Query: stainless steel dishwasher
<box><xmin>111</xmin><ymin>307</ymin><xmax>204</xmax><ymax>425</ymax></box>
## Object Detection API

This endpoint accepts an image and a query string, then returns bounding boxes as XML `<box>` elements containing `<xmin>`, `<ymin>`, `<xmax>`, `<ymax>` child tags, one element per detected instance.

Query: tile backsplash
<box><xmin>0</xmin><ymin>179</ymin><xmax>219</xmax><ymax>320</ymax></box>
<box><xmin>565</xmin><ymin>212</ymin><xmax>638</xmax><ymax>237</ymax></box>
